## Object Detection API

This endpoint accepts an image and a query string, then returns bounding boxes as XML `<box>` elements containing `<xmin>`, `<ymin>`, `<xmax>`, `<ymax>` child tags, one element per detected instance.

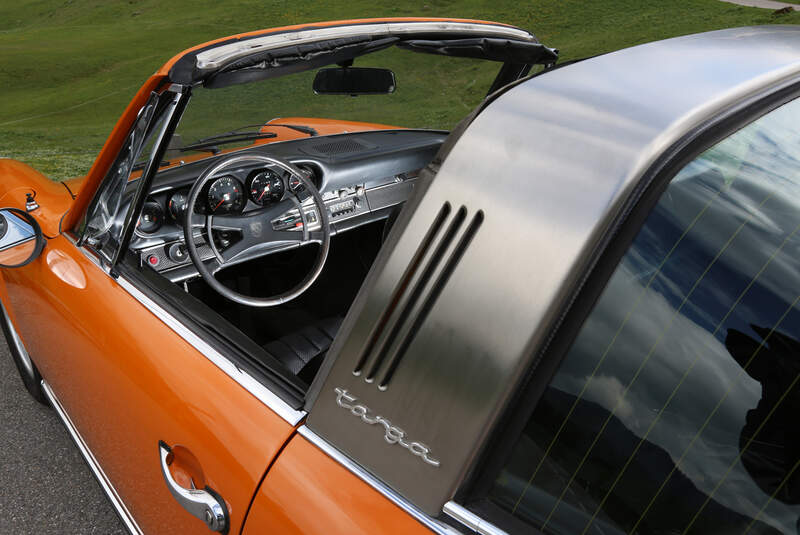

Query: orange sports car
<box><xmin>4</xmin><ymin>16</ymin><xmax>800</xmax><ymax>535</ymax></box>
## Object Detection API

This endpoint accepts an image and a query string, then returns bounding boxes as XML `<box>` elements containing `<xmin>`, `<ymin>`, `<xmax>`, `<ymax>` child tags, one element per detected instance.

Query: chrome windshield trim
<box><xmin>194</xmin><ymin>21</ymin><xmax>534</xmax><ymax>71</ymax></box>
<box><xmin>297</xmin><ymin>425</ymin><xmax>464</xmax><ymax>535</ymax></box>
<box><xmin>64</xmin><ymin>233</ymin><xmax>306</xmax><ymax>426</ymax></box>
<box><xmin>42</xmin><ymin>380</ymin><xmax>144</xmax><ymax>535</ymax></box>
<box><xmin>443</xmin><ymin>502</ymin><xmax>509</xmax><ymax>535</ymax></box>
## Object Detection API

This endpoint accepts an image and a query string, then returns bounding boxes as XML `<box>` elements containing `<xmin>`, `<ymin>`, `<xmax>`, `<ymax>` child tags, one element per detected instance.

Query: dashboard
<box><xmin>128</xmin><ymin>129</ymin><xmax>446</xmax><ymax>281</ymax></box>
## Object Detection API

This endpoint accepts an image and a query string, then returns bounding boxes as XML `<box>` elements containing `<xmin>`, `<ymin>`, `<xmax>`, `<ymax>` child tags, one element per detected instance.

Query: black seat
<box><xmin>262</xmin><ymin>316</ymin><xmax>342</xmax><ymax>383</ymax></box>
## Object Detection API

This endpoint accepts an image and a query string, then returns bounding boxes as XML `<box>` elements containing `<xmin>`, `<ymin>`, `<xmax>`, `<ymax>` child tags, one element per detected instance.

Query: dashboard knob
<box><xmin>167</xmin><ymin>242</ymin><xmax>188</xmax><ymax>263</ymax></box>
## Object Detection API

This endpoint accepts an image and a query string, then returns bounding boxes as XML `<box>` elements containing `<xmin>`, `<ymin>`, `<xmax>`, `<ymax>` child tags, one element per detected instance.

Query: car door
<box><xmin>0</xmin><ymin>85</ymin><xmax>299</xmax><ymax>534</ymax></box>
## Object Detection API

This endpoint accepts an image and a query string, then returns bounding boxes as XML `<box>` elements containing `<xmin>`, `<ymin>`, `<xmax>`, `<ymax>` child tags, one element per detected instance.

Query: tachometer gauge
<box><xmin>137</xmin><ymin>201</ymin><xmax>164</xmax><ymax>234</ymax></box>
<box><xmin>248</xmin><ymin>169</ymin><xmax>284</xmax><ymax>205</ymax></box>
<box><xmin>207</xmin><ymin>175</ymin><xmax>245</xmax><ymax>214</ymax></box>
<box><xmin>167</xmin><ymin>191</ymin><xmax>188</xmax><ymax>221</ymax></box>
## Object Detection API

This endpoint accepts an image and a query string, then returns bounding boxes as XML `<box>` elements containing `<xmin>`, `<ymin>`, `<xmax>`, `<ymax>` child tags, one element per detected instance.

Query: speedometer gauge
<box><xmin>248</xmin><ymin>169</ymin><xmax>284</xmax><ymax>205</ymax></box>
<box><xmin>207</xmin><ymin>176</ymin><xmax>245</xmax><ymax>214</ymax></box>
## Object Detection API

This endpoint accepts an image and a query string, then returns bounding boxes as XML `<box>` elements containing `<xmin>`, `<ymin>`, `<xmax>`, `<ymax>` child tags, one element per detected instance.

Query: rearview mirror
<box><xmin>0</xmin><ymin>209</ymin><xmax>45</xmax><ymax>268</ymax></box>
<box><xmin>313</xmin><ymin>67</ymin><xmax>396</xmax><ymax>95</ymax></box>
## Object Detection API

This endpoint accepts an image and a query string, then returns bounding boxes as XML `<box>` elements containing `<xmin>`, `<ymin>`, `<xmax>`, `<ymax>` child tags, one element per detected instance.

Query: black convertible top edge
<box><xmin>168</xmin><ymin>21</ymin><xmax>547</xmax><ymax>86</ymax></box>
<box><xmin>202</xmin><ymin>36</ymin><xmax>400</xmax><ymax>89</ymax></box>
<box><xmin>396</xmin><ymin>38</ymin><xmax>558</xmax><ymax>64</ymax></box>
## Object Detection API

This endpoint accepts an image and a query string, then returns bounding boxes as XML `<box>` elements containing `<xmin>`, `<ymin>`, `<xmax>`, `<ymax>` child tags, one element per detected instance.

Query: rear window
<box><xmin>488</xmin><ymin>96</ymin><xmax>800</xmax><ymax>534</ymax></box>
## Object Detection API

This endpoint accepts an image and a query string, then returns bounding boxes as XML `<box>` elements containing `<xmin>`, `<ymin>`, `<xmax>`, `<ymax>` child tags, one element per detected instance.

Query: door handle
<box><xmin>159</xmin><ymin>441</ymin><xmax>229</xmax><ymax>533</ymax></box>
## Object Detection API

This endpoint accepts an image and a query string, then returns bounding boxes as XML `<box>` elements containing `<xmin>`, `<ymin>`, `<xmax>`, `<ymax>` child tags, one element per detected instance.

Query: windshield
<box><xmin>170</xmin><ymin>46</ymin><xmax>502</xmax><ymax>159</ymax></box>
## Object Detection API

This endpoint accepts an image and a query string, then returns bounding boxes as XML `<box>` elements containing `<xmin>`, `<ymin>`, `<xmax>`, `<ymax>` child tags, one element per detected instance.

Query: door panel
<box><xmin>243</xmin><ymin>434</ymin><xmax>433</xmax><ymax>535</ymax></box>
<box><xmin>1</xmin><ymin>234</ymin><xmax>294</xmax><ymax>534</ymax></box>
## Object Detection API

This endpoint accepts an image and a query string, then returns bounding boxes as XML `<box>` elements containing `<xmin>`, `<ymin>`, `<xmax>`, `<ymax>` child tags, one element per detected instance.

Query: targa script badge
<box><xmin>334</xmin><ymin>387</ymin><xmax>440</xmax><ymax>467</ymax></box>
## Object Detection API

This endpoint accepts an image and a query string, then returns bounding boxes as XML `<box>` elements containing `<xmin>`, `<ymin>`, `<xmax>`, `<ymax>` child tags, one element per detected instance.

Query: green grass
<box><xmin>1</xmin><ymin>0</ymin><xmax>798</xmax><ymax>180</ymax></box>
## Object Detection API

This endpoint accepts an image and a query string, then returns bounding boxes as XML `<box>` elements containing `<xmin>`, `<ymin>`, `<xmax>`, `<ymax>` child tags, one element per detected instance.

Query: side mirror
<box><xmin>0</xmin><ymin>209</ymin><xmax>45</xmax><ymax>268</ymax></box>
<box><xmin>313</xmin><ymin>67</ymin><xmax>396</xmax><ymax>95</ymax></box>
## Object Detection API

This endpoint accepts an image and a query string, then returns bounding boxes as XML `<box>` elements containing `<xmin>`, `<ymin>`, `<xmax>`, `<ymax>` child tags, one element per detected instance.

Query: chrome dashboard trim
<box><xmin>297</xmin><ymin>425</ymin><xmax>463</xmax><ymax>535</ymax></box>
<box><xmin>194</xmin><ymin>21</ymin><xmax>536</xmax><ymax>71</ymax></box>
<box><xmin>42</xmin><ymin>380</ymin><xmax>144</xmax><ymax>535</ymax></box>
<box><xmin>65</xmin><ymin>233</ymin><xmax>306</xmax><ymax>426</ymax></box>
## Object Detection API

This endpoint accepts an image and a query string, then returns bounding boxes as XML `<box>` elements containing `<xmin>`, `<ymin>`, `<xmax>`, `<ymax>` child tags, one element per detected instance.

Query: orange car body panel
<box><xmin>0</xmin><ymin>159</ymin><xmax>73</xmax><ymax>236</ymax></box>
<box><xmin>262</xmin><ymin>117</ymin><xmax>403</xmax><ymax>139</ymax></box>
<box><xmin>243</xmin><ymin>435</ymin><xmax>433</xmax><ymax>535</ymax></box>
<box><xmin>0</xmin><ymin>233</ymin><xmax>295</xmax><ymax>533</ymax></box>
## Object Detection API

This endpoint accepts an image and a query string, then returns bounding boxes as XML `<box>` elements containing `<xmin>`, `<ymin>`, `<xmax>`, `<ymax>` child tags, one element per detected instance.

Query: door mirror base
<box><xmin>0</xmin><ymin>208</ymin><xmax>46</xmax><ymax>268</ymax></box>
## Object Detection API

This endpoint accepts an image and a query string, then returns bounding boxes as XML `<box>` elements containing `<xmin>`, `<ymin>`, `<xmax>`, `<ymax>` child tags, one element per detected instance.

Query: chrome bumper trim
<box><xmin>41</xmin><ymin>380</ymin><xmax>143</xmax><ymax>535</ymax></box>
<box><xmin>298</xmin><ymin>425</ymin><xmax>463</xmax><ymax>535</ymax></box>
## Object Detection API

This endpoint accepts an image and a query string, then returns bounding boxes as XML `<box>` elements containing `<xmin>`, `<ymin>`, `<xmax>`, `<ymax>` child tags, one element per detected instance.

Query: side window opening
<box><xmin>484</xmin><ymin>96</ymin><xmax>800</xmax><ymax>534</ymax></box>
<box><xmin>78</xmin><ymin>92</ymin><xmax>170</xmax><ymax>259</ymax></box>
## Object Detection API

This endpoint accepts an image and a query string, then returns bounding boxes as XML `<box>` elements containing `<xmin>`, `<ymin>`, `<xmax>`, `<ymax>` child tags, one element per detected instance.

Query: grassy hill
<box><xmin>1</xmin><ymin>0</ymin><xmax>798</xmax><ymax>179</ymax></box>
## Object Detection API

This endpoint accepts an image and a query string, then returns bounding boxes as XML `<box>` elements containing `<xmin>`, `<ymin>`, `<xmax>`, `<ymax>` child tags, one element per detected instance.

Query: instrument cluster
<box><xmin>135</xmin><ymin>165</ymin><xmax>316</xmax><ymax>235</ymax></box>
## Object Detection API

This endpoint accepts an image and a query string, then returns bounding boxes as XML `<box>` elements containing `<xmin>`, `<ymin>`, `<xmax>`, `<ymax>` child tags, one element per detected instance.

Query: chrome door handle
<box><xmin>158</xmin><ymin>441</ymin><xmax>229</xmax><ymax>533</ymax></box>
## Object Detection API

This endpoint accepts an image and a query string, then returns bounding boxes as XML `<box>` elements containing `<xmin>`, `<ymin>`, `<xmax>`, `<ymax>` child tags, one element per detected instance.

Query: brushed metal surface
<box><xmin>307</xmin><ymin>26</ymin><xmax>800</xmax><ymax>515</ymax></box>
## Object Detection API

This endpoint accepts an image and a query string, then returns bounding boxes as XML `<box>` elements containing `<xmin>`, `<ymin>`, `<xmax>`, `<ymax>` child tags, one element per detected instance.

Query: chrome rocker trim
<box><xmin>0</xmin><ymin>300</ymin><xmax>35</xmax><ymax>379</ymax></box>
<box><xmin>298</xmin><ymin>425</ymin><xmax>464</xmax><ymax>535</ymax></box>
<box><xmin>41</xmin><ymin>380</ymin><xmax>143</xmax><ymax>535</ymax></box>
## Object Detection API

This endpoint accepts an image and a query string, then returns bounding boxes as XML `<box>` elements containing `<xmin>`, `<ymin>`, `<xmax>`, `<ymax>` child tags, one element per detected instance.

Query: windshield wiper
<box><xmin>176</xmin><ymin>132</ymin><xmax>278</xmax><ymax>154</ymax></box>
<box><xmin>132</xmin><ymin>159</ymin><xmax>171</xmax><ymax>172</ymax></box>
<box><xmin>263</xmin><ymin>124</ymin><xmax>317</xmax><ymax>136</ymax></box>
<box><xmin>209</xmin><ymin>123</ymin><xmax>318</xmax><ymax>138</ymax></box>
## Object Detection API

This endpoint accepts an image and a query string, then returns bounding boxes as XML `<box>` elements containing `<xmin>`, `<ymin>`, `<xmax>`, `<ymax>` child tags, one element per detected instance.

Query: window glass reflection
<box><xmin>489</xmin><ymin>97</ymin><xmax>800</xmax><ymax>534</ymax></box>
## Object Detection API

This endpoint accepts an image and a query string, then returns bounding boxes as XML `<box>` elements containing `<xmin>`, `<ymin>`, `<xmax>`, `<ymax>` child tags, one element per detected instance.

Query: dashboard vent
<box><xmin>311</xmin><ymin>138</ymin><xmax>367</xmax><ymax>155</ymax></box>
<box><xmin>353</xmin><ymin>203</ymin><xmax>483</xmax><ymax>388</ymax></box>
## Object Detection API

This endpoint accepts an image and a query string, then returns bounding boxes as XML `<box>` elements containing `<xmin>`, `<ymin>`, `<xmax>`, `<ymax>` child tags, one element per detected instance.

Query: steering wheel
<box><xmin>183</xmin><ymin>154</ymin><xmax>330</xmax><ymax>307</ymax></box>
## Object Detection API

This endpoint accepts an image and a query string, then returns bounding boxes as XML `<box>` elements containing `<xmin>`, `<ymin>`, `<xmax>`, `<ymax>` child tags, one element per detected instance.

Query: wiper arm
<box><xmin>176</xmin><ymin>132</ymin><xmax>278</xmax><ymax>153</ymax></box>
<box><xmin>206</xmin><ymin>123</ymin><xmax>318</xmax><ymax>139</ymax></box>
<box><xmin>262</xmin><ymin>124</ymin><xmax>317</xmax><ymax>137</ymax></box>
<box><xmin>132</xmin><ymin>159</ymin><xmax>171</xmax><ymax>172</ymax></box>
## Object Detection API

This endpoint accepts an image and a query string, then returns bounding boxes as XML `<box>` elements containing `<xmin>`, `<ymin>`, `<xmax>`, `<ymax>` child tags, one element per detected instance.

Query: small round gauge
<box><xmin>248</xmin><ymin>169</ymin><xmax>284</xmax><ymax>205</ymax></box>
<box><xmin>167</xmin><ymin>191</ymin><xmax>188</xmax><ymax>221</ymax></box>
<box><xmin>137</xmin><ymin>201</ymin><xmax>164</xmax><ymax>234</ymax></box>
<box><xmin>207</xmin><ymin>175</ymin><xmax>245</xmax><ymax>214</ymax></box>
<box><xmin>289</xmin><ymin>166</ymin><xmax>315</xmax><ymax>193</ymax></box>
<box><xmin>287</xmin><ymin>174</ymin><xmax>302</xmax><ymax>193</ymax></box>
